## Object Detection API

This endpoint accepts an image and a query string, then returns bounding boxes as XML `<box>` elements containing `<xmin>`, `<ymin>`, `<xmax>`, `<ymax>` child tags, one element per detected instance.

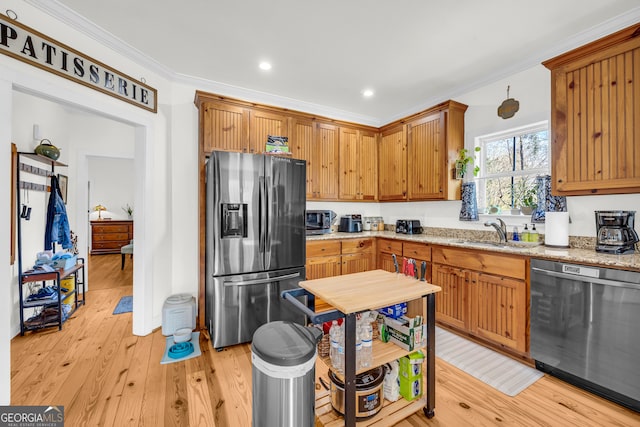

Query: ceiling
<box><xmin>31</xmin><ymin>1</ymin><xmax>640</xmax><ymax>126</ymax></box>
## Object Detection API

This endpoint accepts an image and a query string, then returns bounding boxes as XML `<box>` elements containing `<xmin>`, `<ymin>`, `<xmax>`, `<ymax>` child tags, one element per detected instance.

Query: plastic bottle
<box><xmin>355</xmin><ymin>325</ymin><xmax>362</xmax><ymax>369</ymax></box>
<box><xmin>521</xmin><ymin>224</ymin><xmax>529</xmax><ymax>242</ymax></box>
<box><xmin>337</xmin><ymin>324</ymin><xmax>345</xmax><ymax>374</ymax></box>
<box><xmin>512</xmin><ymin>226</ymin><xmax>519</xmax><ymax>241</ymax></box>
<box><xmin>361</xmin><ymin>323</ymin><xmax>373</xmax><ymax>368</ymax></box>
<box><xmin>530</xmin><ymin>224</ymin><xmax>539</xmax><ymax>243</ymax></box>
<box><xmin>329</xmin><ymin>320</ymin><xmax>339</xmax><ymax>370</ymax></box>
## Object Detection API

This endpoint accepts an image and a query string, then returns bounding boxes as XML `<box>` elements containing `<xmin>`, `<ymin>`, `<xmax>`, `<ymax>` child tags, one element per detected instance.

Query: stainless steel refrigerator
<box><xmin>205</xmin><ymin>151</ymin><xmax>307</xmax><ymax>349</ymax></box>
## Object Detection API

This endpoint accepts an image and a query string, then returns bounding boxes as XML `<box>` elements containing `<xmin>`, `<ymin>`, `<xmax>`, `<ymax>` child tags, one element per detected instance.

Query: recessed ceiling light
<box><xmin>362</xmin><ymin>89</ymin><xmax>374</xmax><ymax>98</ymax></box>
<box><xmin>259</xmin><ymin>62</ymin><xmax>272</xmax><ymax>71</ymax></box>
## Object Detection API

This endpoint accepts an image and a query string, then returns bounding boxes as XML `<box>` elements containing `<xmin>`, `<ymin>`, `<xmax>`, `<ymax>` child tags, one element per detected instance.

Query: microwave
<box><xmin>305</xmin><ymin>210</ymin><xmax>336</xmax><ymax>235</ymax></box>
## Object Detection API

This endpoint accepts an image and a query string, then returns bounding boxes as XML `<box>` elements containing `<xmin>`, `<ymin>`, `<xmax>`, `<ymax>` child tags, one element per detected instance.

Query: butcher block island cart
<box><xmin>293</xmin><ymin>269</ymin><xmax>441</xmax><ymax>426</ymax></box>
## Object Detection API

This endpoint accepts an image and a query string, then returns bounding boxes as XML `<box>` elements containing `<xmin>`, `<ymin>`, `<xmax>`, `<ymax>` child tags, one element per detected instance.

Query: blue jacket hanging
<box><xmin>45</xmin><ymin>175</ymin><xmax>72</xmax><ymax>250</ymax></box>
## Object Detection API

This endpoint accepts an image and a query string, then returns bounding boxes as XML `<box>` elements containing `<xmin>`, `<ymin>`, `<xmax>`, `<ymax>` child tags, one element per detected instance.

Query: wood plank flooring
<box><xmin>11</xmin><ymin>254</ymin><xmax>640</xmax><ymax>426</ymax></box>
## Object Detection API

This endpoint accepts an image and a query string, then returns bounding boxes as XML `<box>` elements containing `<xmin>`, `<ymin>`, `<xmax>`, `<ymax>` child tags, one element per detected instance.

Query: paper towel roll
<box><xmin>545</xmin><ymin>212</ymin><xmax>570</xmax><ymax>247</ymax></box>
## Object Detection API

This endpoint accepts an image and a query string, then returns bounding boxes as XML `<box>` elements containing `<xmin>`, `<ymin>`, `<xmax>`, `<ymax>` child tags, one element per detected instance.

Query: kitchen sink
<box><xmin>451</xmin><ymin>239</ymin><xmax>531</xmax><ymax>251</ymax></box>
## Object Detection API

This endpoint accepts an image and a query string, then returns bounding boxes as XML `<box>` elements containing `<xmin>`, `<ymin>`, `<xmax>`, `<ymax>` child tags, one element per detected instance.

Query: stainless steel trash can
<box><xmin>251</xmin><ymin>321</ymin><xmax>322</xmax><ymax>427</ymax></box>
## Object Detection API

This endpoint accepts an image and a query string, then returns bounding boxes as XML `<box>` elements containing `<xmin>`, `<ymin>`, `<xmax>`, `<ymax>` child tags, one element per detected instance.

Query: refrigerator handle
<box><xmin>265</xmin><ymin>175</ymin><xmax>272</xmax><ymax>264</ymax></box>
<box><xmin>224</xmin><ymin>272</ymin><xmax>300</xmax><ymax>287</ymax></box>
<box><xmin>259</xmin><ymin>175</ymin><xmax>266</xmax><ymax>256</ymax></box>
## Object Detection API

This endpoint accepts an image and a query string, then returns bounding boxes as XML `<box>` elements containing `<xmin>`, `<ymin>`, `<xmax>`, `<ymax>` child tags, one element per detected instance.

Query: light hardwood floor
<box><xmin>11</xmin><ymin>255</ymin><xmax>640</xmax><ymax>426</ymax></box>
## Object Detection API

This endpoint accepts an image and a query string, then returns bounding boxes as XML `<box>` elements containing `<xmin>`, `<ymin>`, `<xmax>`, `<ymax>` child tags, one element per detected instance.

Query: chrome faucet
<box><xmin>484</xmin><ymin>218</ymin><xmax>507</xmax><ymax>243</ymax></box>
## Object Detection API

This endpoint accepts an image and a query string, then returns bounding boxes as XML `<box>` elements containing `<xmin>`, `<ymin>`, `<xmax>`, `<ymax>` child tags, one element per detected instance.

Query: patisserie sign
<box><xmin>0</xmin><ymin>13</ymin><xmax>157</xmax><ymax>113</ymax></box>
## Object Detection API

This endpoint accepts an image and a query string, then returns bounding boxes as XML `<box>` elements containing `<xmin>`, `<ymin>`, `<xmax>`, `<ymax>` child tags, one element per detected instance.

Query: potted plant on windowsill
<box><xmin>454</xmin><ymin>147</ymin><xmax>481</xmax><ymax>180</ymax></box>
<box><xmin>518</xmin><ymin>189</ymin><xmax>537</xmax><ymax>215</ymax></box>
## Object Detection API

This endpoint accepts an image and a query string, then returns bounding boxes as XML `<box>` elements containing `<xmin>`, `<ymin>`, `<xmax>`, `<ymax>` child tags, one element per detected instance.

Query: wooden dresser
<box><xmin>90</xmin><ymin>220</ymin><xmax>133</xmax><ymax>255</ymax></box>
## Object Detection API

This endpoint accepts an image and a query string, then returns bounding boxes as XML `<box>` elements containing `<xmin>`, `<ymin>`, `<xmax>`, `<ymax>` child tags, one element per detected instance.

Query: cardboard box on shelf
<box><xmin>384</xmin><ymin>315</ymin><xmax>425</xmax><ymax>351</ymax></box>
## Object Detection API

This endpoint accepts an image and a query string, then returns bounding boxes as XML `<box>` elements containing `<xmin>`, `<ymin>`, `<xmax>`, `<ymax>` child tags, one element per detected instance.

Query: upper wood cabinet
<box><xmin>543</xmin><ymin>23</ymin><xmax>640</xmax><ymax>195</ymax></box>
<box><xmin>200</xmin><ymin>101</ymin><xmax>249</xmax><ymax>153</ymax></box>
<box><xmin>378</xmin><ymin>125</ymin><xmax>408</xmax><ymax>201</ymax></box>
<box><xmin>379</xmin><ymin>100</ymin><xmax>467</xmax><ymax>202</ymax></box>
<box><xmin>314</xmin><ymin>123</ymin><xmax>340</xmax><ymax>200</ymax></box>
<box><xmin>290</xmin><ymin>117</ymin><xmax>316</xmax><ymax>198</ymax></box>
<box><xmin>339</xmin><ymin>127</ymin><xmax>378</xmax><ymax>201</ymax></box>
<box><xmin>407</xmin><ymin>111</ymin><xmax>444</xmax><ymax>200</ymax></box>
<box><xmin>249</xmin><ymin>110</ymin><xmax>289</xmax><ymax>154</ymax></box>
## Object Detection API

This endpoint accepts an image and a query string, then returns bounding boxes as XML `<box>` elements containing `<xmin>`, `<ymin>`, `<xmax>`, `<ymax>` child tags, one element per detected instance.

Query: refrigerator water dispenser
<box><xmin>221</xmin><ymin>203</ymin><xmax>247</xmax><ymax>238</ymax></box>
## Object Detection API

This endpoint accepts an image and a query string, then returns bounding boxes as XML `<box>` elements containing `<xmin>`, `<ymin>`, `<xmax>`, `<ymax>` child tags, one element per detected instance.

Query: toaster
<box><xmin>396</xmin><ymin>219</ymin><xmax>423</xmax><ymax>234</ymax></box>
<box><xmin>338</xmin><ymin>215</ymin><xmax>363</xmax><ymax>233</ymax></box>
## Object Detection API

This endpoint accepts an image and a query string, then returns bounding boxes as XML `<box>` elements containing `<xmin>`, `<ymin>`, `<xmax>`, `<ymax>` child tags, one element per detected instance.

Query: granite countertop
<box><xmin>306</xmin><ymin>230</ymin><xmax>640</xmax><ymax>271</ymax></box>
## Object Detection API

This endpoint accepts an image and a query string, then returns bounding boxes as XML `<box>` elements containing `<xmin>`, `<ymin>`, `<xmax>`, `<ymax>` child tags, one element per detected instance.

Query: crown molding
<box><xmin>23</xmin><ymin>1</ymin><xmax>640</xmax><ymax>127</ymax></box>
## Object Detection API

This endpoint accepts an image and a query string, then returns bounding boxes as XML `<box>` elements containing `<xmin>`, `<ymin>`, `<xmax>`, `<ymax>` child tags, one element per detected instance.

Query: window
<box><xmin>475</xmin><ymin>121</ymin><xmax>549</xmax><ymax>212</ymax></box>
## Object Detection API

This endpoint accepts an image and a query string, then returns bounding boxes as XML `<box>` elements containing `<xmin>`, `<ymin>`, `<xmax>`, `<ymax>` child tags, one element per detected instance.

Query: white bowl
<box><xmin>173</xmin><ymin>328</ymin><xmax>192</xmax><ymax>343</ymax></box>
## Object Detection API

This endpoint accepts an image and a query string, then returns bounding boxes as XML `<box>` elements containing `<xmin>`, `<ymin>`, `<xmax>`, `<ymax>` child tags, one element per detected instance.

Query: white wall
<box><xmin>313</xmin><ymin>64</ymin><xmax>640</xmax><ymax>238</ymax></box>
<box><xmin>88</xmin><ymin>157</ymin><xmax>135</xmax><ymax>221</ymax></box>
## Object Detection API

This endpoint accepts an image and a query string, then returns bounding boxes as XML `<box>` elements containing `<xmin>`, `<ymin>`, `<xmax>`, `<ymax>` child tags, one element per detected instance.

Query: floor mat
<box><xmin>161</xmin><ymin>332</ymin><xmax>202</xmax><ymax>364</ymax></box>
<box><xmin>436</xmin><ymin>327</ymin><xmax>543</xmax><ymax>396</ymax></box>
<box><xmin>113</xmin><ymin>296</ymin><xmax>133</xmax><ymax>314</ymax></box>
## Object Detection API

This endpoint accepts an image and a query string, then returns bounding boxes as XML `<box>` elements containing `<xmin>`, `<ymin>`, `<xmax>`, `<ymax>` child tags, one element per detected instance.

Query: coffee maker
<box><xmin>594</xmin><ymin>211</ymin><xmax>639</xmax><ymax>254</ymax></box>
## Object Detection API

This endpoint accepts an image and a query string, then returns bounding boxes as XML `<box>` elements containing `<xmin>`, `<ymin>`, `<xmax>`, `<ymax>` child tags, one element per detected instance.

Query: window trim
<box><xmin>474</xmin><ymin>120</ymin><xmax>550</xmax><ymax>210</ymax></box>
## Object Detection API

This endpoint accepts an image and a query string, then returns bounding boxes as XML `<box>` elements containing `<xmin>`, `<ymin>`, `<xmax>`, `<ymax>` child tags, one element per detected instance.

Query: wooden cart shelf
<box><xmin>299</xmin><ymin>269</ymin><xmax>441</xmax><ymax>426</ymax></box>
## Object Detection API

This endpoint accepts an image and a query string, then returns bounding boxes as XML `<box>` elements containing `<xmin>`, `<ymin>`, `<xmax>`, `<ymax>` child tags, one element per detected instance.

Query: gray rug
<box><xmin>436</xmin><ymin>327</ymin><xmax>543</xmax><ymax>396</ymax></box>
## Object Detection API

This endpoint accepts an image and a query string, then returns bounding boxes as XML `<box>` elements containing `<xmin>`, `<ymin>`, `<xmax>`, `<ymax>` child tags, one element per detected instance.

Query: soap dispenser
<box><xmin>529</xmin><ymin>223</ymin><xmax>539</xmax><ymax>243</ymax></box>
<box><xmin>521</xmin><ymin>224</ymin><xmax>530</xmax><ymax>242</ymax></box>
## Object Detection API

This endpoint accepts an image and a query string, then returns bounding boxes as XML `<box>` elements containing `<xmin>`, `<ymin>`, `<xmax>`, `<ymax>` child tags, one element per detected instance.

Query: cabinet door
<box><xmin>249</xmin><ymin>110</ymin><xmax>289</xmax><ymax>154</ymax></box>
<box><xmin>358</xmin><ymin>130</ymin><xmax>378</xmax><ymax>201</ymax></box>
<box><xmin>305</xmin><ymin>255</ymin><xmax>342</xmax><ymax>280</ymax></box>
<box><xmin>339</xmin><ymin>127</ymin><xmax>359</xmax><ymax>200</ymax></box>
<box><xmin>470</xmin><ymin>272</ymin><xmax>527</xmax><ymax>353</ymax></box>
<box><xmin>432</xmin><ymin>264</ymin><xmax>468</xmax><ymax>330</ymax></box>
<box><xmin>316</xmin><ymin>123</ymin><xmax>339</xmax><ymax>199</ymax></box>
<box><xmin>377</xmin><ymin>252</ymin><xmax>398</xmax><ymax>273</ymax></box>
<box><xmin>378</xmin><ymin>125</ymin><xmax>407</xmax><ymax>201</ymax></box>
<box><xmin>549</xmin><ymin>44</ymin><xmax>640</xmax><ymax>195</ymax></box>
<box><xmin>291</xmin><ymin>118</ymin><xmax>317</xmax><ymax>199</ymax></box>
<box><xmin>342</xmin><ymin>252</ymin><xmax>374</xmax><ymax>275</ymax></box>
<box><xmin>201</xmin><ymin>101</ymin><xmax>249</xmax><ymax>153</ymax></box>
<box><xmin>407</xmin><ymin>112</ymin><xmax>445</xmax><ymax>200</ymax></box>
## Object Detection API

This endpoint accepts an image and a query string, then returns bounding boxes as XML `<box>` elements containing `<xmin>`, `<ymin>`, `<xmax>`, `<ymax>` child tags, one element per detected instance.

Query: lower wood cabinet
<box><xmin>305</xmin><ymin>238</ymin><xmax>375</xmax><ymax>310</ymax></box>
<box><xmin>431</xmin><ymin>246</ymin><xmax>528</xmax><ymax>354</ymax></box>
<box><xmin>376</xmin><ymin>238</ymin><xmax>403</xmax><ymax>272</ymax></box>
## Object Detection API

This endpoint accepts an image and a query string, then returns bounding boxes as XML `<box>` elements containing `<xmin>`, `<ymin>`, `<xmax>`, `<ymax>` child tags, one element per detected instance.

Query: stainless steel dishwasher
<box><xmin>530</xmin><ymin>259</ymin><xmax>640</xmax><ymax>412</ymax></box>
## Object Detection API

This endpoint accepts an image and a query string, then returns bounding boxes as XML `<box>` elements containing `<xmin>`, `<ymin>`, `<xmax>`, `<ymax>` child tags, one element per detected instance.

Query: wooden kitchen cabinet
<box><xmin>90</xmin><ymin>220</ymin><xmax>133</xmax><ymax>255</ymax></box>
<box><xmin>402</xmin><ymin>241</ymin><xmax>432</xmax><ymax>282</ymax></box>
<box><xmin>249</xmin><ymin>109</ymin><xmax>289</xmax><ymax>154</ymax></box>
<box><xmin>431</xmin><ymin>246</ymin><xmax>528</xmax><ymax>354</ymax></box>
<box><xmin>543</xmin><ymin>23</ymin><xmax>640</xmax><ymax>195</ymax></box>
<box><xmin>378</xmin><ymin>125</ymin><xmax>407</xmax><ymax>201</ymax></box>
<box><xmin>339</xmin><ymin>127</ymin><xmax>378</xmax><ymax>201</ymax></box>
<box><xmin>379</xmin><ymin>100</ymin><xmax>467</xmax><ymax>202</ymax></box>
<box><xmin>200</xmin><ymin>100</ymin><xmax>250</xmax><ymax>153</ymax></box>
<box><xmin>290</xmin><ymin>119</ymin><xmax>340</xmax><ymax>200</ymax></box>
<box><xmin>376</xmin><ymin>238</ymin><xmax>403</xmax><ymax>272</ymax></box>
<box><xmin>305</xmin><ymin>240</ymin><xmax>342</xmax><ymax>280</ymax></box>
<box><xmin>471</xmin><ymin>272</ymin><xmax>527</xmax><ymax>353</ymax></box>
<box><xmin>407</xmin><ymin>105</ymin><xmax>465</xmax><ymax>200</ymax></box>
<box><xmin>341</xmin><ymin>238</ymin><xmax>375</xmax><ymax>274</ymax></box>
<box><xmin>432</xmin><ymin>263</ymin><xmax>468</xmax><ymax>330</ymax></box>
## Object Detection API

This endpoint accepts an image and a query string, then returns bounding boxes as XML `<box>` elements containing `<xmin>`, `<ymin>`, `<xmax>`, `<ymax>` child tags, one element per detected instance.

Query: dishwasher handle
<box><xmin>532</xmin><ymin>267</ymin><xmax>640</xmax><ymax>291</ymax></box>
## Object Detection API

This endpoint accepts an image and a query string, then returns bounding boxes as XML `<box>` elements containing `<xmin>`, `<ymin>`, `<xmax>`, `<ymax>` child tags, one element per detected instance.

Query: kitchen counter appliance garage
<box><xmin>205</xmin><ymin>151</ymin><xmax>307</xmax><ymax>349</ymax></box>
